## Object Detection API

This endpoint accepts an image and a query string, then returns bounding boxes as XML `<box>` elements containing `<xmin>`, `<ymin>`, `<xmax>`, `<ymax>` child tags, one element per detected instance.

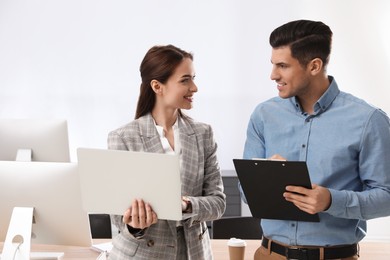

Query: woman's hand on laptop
<box><xmin>123</xmin><ymin>199</ymin><xmax>158</xmax><ymax>229</ymax></box>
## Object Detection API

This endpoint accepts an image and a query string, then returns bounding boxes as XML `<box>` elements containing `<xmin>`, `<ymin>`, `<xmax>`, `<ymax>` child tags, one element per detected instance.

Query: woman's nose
<box><xmin>191</xmin><ymin>82</ymin><xmax>198</xmax><ymax>92</ymax></box>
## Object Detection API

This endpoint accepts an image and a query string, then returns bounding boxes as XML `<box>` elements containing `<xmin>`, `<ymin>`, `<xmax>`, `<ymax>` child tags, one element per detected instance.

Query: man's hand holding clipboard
<box><xmin>234</xmin><ymin>156</ymin><xmax>320</xmax><ymax>222</ymax></box>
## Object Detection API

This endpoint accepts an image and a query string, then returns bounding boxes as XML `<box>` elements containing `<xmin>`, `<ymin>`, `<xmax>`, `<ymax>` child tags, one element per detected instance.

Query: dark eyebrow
<box><xmin>181</xmin><ymin>74</ymin><xmax>195</xmax><ymax>79</ymax></box>
<box><xmin>273</xmin><ymin>62</ymin><xmax>288</xmax><ymax>67</ymax></box>
<box><xmin>271</xmin><ymin>59</ymin><xmax>287</xmax><ymax>66</ymax></box>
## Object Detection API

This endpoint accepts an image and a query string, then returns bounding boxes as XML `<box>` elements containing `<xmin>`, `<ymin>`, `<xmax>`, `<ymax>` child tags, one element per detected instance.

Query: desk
<box><xmin>212</xmin><ymin>239</ymin><xmax>390</xmax><ymax>260</ymax></box>
<box><xmin>2</xmin><ymin>240</ymin><xmax>390</xmax><ymax>259</ymax></box>
<box><xmin>0</xmin><ymin>242</ymin><xmax>100</xmax><ymax>260</ymax></box>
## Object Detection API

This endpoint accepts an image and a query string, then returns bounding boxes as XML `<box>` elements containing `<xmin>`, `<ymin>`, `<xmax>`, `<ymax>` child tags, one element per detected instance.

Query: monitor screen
<box><xmin>0</xmin><ymin>119</ymin><xmax>70</xmax><ymax>162</ymax></box>
<box><xmin>0</xmin><ymin>161</ymin><xmax>91</xmax><ymax>247</ymax></box>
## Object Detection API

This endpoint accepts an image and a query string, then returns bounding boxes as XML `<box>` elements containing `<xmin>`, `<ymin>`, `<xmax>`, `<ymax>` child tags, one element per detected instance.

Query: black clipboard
<box><xmin>233</xmin><ymin>159</ymin><xmax>320</xmax><ymax>222</ymax></box>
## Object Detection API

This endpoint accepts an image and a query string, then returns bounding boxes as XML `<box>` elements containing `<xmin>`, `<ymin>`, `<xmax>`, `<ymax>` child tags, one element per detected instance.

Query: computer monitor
<box><xmin>0</xmin><ymin>161</ymin><xmax>92</xmax><ymax>247</ymax></box>
<box><xmin>0</xmin><ymin>119</ymin><xmax>70</xmax><ymax>162</ymax></box>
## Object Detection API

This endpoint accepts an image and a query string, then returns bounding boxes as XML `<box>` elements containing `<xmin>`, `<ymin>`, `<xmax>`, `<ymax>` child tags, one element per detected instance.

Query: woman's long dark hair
<box><xmin>135</xmin><ymin>45</ymin><xmax>193</xmax><ymax>119</ymax></box>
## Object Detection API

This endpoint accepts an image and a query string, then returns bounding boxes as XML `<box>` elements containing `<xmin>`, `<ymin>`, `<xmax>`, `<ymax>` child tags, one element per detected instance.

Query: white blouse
<box><xmin>153</xmin><ymin>118</ymin><xmax>181</xmax><ymax>156</ymax></box>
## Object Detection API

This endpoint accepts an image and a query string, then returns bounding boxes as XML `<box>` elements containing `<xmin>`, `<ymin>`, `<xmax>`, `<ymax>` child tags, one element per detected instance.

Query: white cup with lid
<box><xmin>227</xmin><ymin>238</ymin><xmax>246</xmax><ymax>260</ymax></box>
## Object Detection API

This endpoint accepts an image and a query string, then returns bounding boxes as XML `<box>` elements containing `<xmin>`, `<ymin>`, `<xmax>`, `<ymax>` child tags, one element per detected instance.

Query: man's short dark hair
<box><xmin>270</xmin><ymin>20</ymin><xmax>333</xmax><ymax>67</ymax></box>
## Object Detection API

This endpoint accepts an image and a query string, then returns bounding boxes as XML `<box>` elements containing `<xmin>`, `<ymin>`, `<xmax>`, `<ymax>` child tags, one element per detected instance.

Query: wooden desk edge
<box><xmin>2</xmin><ymin>239</ymin><xmax>390</xmax><ymax>260</ymax></box>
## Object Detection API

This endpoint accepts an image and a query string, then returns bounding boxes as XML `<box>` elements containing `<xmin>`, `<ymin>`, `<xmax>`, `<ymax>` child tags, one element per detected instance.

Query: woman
<box><xmin>107</xmin><ymin>44</ymin><xmax>226</xmax><ymax>259</ymax></box>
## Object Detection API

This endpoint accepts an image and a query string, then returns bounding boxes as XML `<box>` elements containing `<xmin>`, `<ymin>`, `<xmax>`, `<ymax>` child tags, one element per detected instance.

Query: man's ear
<box><xmin>150</xmin><ymin>80</ymin><xmax>162</xmax><ymax>94</ymax></box>
<box><xmin>309</xmin><ymin>58</ymin><xmax>323</xmax><ymax>75</ymax></box>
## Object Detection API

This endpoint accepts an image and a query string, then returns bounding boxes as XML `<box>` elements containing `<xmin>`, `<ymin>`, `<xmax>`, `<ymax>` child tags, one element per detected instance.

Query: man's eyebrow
<box><xmin>272</xmin><ymin>61</ymin><xmax>288</xmax><ymax>66</ymax></box>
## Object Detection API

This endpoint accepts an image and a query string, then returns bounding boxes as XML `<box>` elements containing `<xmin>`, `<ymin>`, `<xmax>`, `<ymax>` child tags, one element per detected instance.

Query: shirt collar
<box><xmin>153</xmin><ymin>117</ymin><xmax>179</xmax><ymax>138</ymax></box>
<box><xmin>316</xmin><ymin>76</ymin><xmax>339</xmax><ymax>113</ymax></box>
<box><xmin>292</xmin><ymin>76</ymin><xmax>340</xmax><ymax>114</ymax></box>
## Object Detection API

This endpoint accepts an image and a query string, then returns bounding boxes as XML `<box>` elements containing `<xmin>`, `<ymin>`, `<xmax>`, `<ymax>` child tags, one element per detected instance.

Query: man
<box><xmin>241</xmin><ymin>20</ymin><xmax>390</xmax><ymax>259</ymax></box>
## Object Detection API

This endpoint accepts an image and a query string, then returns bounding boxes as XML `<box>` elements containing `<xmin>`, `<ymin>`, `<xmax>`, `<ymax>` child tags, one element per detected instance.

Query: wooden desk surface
<box><xmin>0</xmin><ymin>242</ymin><xmax>100</xmax><ymax>260</ymax></box>
<box><xmin>212</xmin><ymin>239</ymin><xmax>390</xmax><ymax>260</ymax></box>
<box><xmin>2</xmin><ymin>239</ymin><xmax>390</xmax><ymax>259</ymax></box>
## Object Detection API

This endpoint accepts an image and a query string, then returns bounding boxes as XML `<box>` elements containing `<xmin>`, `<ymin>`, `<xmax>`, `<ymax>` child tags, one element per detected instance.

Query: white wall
<box><xmin>1</xmin><ymin>0</ymin><xmax>389</xmax><ymax>241</ymax></box>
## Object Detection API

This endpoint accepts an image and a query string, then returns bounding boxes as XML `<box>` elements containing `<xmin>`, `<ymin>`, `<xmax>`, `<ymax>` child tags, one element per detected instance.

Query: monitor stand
<box><xmin>2</xmin><ymin>207</ymin><xmax>33</xmax><ymax>260</ymax></box>
<box><xmin>1</xmin><ymin>207</ymin><xmax>64</xmax><ymax>260</ymax></box>
<box><xmin>15</xmin><ymin>149</ymin><xmax>32</xmax><ymax>162</ymax></box>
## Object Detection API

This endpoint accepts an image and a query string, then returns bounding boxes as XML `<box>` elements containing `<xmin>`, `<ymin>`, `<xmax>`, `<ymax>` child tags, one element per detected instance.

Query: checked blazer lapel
<box><xmin>137</xmin><ymin>114</ymin><xmax>165</xmax><ymax>154</ymax></box>
<box><xmin>178</xmin><ymin>118</ymin><xmax>199</xmax><ymax>194</ymax></box>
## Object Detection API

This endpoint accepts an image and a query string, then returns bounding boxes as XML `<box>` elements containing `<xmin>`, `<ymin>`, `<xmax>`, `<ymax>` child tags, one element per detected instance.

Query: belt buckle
<box><xmin>285</xmin><ymin>247</ymin><xmax>298</xmax><ymax>260</ymax></box>
<box><xmin>286</xmin><ymin>247</ymin><xmax>314</xmax><ymax>260</ymax></box>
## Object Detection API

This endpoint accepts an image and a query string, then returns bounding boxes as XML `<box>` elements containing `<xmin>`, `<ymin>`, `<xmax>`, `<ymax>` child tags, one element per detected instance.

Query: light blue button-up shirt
<box><xmin>241</xmin><ymin>76</ymin><xmax>390</xmax><ymax>246</ymax></box>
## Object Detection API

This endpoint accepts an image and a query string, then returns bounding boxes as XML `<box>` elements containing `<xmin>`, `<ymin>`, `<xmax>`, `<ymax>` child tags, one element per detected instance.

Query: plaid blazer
<box><xmin>107</xmin><ymin>113</ymin><xmax>226</xmax><ymax>260</ymax></box>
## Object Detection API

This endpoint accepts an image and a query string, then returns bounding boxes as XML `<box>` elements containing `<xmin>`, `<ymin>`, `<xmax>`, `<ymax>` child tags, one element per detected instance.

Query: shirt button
<box><xmin>291</xmin><ymin>223</ymin><xmax>296</xmax><ymax>227</ymax></box>
<box><xmin>147</xmin><ymin>240</ymin><xmax>155</xmax><ymax>247</ymax></box>
<box><xmin>302</xmin><ymin>144</ymin><xmax>306</xmax><ymax>148</ymax></box>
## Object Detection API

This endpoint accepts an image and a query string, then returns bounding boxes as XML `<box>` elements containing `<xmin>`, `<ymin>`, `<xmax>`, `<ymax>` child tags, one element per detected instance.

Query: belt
<box><xmin>262</xmin><ymin>237</ymin><xmax>358</xmax><ymax>260</ymax></box>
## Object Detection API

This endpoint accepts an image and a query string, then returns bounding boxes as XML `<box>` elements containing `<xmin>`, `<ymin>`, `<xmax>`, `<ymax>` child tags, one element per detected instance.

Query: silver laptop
<box><xmin>77</xmin><ymin>148</ymin><xmax>185</xmax><ymax>221</ymax></box>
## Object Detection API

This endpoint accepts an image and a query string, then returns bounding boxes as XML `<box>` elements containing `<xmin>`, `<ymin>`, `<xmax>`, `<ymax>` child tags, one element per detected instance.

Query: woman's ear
<box><xmin>309</xmin><ymin>58</ymin><xmax>323</xmax><ymax>75</ymax></box>
<box><xmin>150</xmin><ymin>80</ymin><xmax>162</xmax><ymax>94</ymax></box>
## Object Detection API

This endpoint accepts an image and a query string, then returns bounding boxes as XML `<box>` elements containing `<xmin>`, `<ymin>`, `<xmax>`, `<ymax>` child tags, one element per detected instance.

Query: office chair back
<box><xmin>212</xmin><ymin>216</ymin><xmax>262</xmax><ymax>239</ymax></box>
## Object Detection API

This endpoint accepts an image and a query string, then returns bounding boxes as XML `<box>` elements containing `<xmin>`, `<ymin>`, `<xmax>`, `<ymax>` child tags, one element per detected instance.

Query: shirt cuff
<box><xmin>126</xmin><ymin>225</ymin><xmax>146</xmax><ymax>238</ymax></box>
<box><xmin>324</xmin><ymin>188</ymin><xmax>346</xmax><ymax>216</ymax></box>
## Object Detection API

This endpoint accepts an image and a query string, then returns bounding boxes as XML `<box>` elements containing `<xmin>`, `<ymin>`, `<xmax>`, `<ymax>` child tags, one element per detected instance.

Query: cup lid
<box><xmin>227</xmin><ymin>237</ymin><xmax>247</xmax><ymax>247</ymax></box>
